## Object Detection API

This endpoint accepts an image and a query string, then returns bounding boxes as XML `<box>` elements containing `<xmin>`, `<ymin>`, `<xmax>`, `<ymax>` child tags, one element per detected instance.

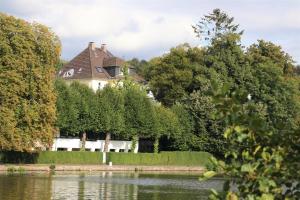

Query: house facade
<box><xmin>58</xmin><ymin>42</ymin><xmax>143</xmax><ymax>91</ymax></box>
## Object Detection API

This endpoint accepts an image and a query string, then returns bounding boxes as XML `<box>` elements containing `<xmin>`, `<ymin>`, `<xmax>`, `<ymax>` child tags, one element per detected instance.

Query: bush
<box><xmin>107</xmin><ymin>151</ymin><xmax>212</xmax><ymax>166</ymax></box>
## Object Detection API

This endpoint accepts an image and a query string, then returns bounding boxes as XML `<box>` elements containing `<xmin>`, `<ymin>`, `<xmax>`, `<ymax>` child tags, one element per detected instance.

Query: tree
<box><xmin>95</xmin><ymin>85</ymin><xmax>125</xmax><ymax>152</ymax></box>
<box><xmin>146</xmin><ymin>43</ymin><xmax>204</xmax><ymax>106</ymax></box>
<box><xmin>0</xmin><ymin>13</ymin><xmax>60</xmax><ymax>151</ymax></box>
<box><xmin>127</xmin><ymin>58</ymin><xmax>149</xmax><ymax>76</ymax></box>
<box><xmin>152</xmin><ymin>104</ymin><xmax>181</xmax><ymax>153</ymax></box>
<box><xmin>69</xmin><ymin>82</ymin><xmax>96</xmax><ymax>150</ymax></box>
<box><xmin>247</xmin><ymin>40</ymin><xmax>295</xmax><ymax>76</ymax></box>
<box><xmin>170</xmin><ymin>103</ymin><xmax>195</xmax><ymax>151</ymax></box>
<box><xmin>55</xmin><ymin>79</ymin><xmax>78</xmax><ymax>136</ymax></box>
<box><xmin>203</xmin><ymin>87</ymin><xmax>300</xmax><ymax>199</ymax></box>
<box><xmin>124</xmin><ymin>84</ymin><xmax>154</xmax><ymax>151</ymax></box>
<box><xmin>192</xmin><ymin>8</ymin><xmax>243</xmax><ymax>44</ymax></box>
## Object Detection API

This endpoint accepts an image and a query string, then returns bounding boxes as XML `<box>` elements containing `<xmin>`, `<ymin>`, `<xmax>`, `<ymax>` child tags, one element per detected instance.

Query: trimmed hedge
<box><xmin>107</xmin><ymin>151</ymin><xmax>212</xmax><ymax>166</ymax></box>
<box><xmin>0</xmin><ymin>151</ymin><xmax>103</xmax><ymax>164</ymax></box>
<box><xmin>36</xmin><ymin>151</ymin><xmax>102</xmax><ymax>164</ymax></box>
<box><xmin>0</xmin><ymin>151</ymin><xmax>212</xmax><ymax>166</ymax></box>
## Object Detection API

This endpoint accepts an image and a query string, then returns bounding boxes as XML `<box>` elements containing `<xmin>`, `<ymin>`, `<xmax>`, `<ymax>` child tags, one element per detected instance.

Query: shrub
<box><xmin>107</xmin><ymin>151</ymin><xmax>212</xmax><ymax>166</ymax></box>
<box><xmin>37</xmin><ymin>152</ymin><xmax>103</xmax><ymax>164</ymax></box>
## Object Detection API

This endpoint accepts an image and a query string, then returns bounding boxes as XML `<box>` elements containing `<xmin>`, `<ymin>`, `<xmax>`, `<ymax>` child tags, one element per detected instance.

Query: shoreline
<box><xmin>0</xmin><ymin>164</ymin><xmax>205</xmax><ymax>172</ymax></box>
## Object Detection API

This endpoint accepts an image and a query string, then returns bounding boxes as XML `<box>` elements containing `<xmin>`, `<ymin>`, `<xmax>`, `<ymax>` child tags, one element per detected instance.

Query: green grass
<box><xmin>107</xmin><ymin>151</ymin><xmax>212</xmax><ymax>166</ymax></box>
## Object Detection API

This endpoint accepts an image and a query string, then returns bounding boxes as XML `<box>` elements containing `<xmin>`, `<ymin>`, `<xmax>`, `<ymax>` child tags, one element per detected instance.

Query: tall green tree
<box><xmin>192</xmin><ymin>8</ymin><xmax>243</xmax><ymax>44</ymax></box>
<box><xmin>152</xmin><ymin>104</ymin><xmax>180</xmax><ymax>153</ymax></box>
<box><xmin>55</xmin><ymin>79</ymin><xmax>78</xmax><ymax>136</ymax></box>
<box><xmin>70</xmin><ymin>82</ymin><xmax>96</xmax><ymax>150</ymax></box>
<box><xmin>124</xmin><ymin>84</ymin><xmax>154</xmax><ymax>151</ymax></box>
<box><xmin>95</xmin><ymin>85</ymin><xmax>125</xmax><ymax>152</ymax></box>
<box><xmin>0</xmin><ymin>13</ymin><xmax>60</xmax><ymax>151</ymax></box>
<box><xmin>170</xmin><ymin>103</ymin><xmax>195</xmax><ymax>151</ymax></box>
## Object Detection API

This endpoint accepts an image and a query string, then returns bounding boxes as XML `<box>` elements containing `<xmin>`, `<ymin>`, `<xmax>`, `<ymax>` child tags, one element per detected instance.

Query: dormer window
<box><xmin>63</xmin><ymin>69</ymin><xmax>74</xmax><ymax>78</ymax></box>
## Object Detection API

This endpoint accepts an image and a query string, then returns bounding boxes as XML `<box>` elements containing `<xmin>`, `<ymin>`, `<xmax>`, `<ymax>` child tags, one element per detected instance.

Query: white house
<box><xmin>58</xmin><ymin>42</ymin><xmax>144</xmax><ymax>92</ymax></box>
<box><xmin>54</xmin><ymin>42</ymin><xmax>144</xmax><ymax>153</ymax></box>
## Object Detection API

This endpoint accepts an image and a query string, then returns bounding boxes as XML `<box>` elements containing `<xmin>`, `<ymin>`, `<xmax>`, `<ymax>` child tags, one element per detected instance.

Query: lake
<box><xmin>0</xmin><ymin>172</ymin><xmax>224</xmax><ymax>200</ymax></box>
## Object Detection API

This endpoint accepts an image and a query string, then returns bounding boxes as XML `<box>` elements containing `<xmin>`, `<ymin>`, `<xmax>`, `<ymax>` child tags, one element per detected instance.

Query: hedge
<box><xmin>0</xmin><ymin>151</ymin><xmax>103</xmax><ymax>164</ymax></box>
<box><xmin>107</xmin><ymin>151</ymin><xmax>212</xmax><ymax>166</ymax></box>
<box><xmin>0</xmin><ymin>151</ymin><xmax>212</xmax><ymax>166</ymax></box>
<box><xmin>36</xmin><ymin>151</ymin><xmax>103</xmax><ymax>164</ymax></box>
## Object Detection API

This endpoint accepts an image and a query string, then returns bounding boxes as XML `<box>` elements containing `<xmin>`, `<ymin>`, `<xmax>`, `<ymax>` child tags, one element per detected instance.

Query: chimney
<box><xmin>89</xmin><ymin>42</ymin><xmax>96</xmax><ymax>51</ymax></box>
<box><xmin>101</xmin><ymin>43</ymin><xmax>107</xmax><ymax>52</ymax></box>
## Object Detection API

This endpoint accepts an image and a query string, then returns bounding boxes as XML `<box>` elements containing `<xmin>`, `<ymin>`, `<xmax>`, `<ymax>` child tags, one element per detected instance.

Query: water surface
<box><xmin>0</xmin><ymin>172</ymin><xmax>223</xmax><ymax>200</ymax></box>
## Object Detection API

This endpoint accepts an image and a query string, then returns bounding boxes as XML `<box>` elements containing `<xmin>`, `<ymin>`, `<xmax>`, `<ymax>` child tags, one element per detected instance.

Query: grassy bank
<box><xmin>107</xmin><ymin>151</ymin><xmax>212</xmax><ymax>166</ymax></box>
<box><xmin>0</xmin><ymin>151</ymin><xmax>212</xmax><ymax>166</ymax></box>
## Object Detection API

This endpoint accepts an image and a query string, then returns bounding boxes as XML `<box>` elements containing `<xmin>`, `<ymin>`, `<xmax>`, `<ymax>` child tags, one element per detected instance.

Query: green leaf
<box><xmin>199</xmin><ymin>171</ymin><xmax>217</xmax><ymax>181</ymax></box>
<box><xmin>224</xmin><ymin>127</ymin><xmax>233</xmax><ymax>139</ymax></box>
<box><xmin>261</xmin><ymin>193</ymin><xmax>274</xmax><ymax>200</ymax></box>
<box><xmin>241</xmin><ymin>164</ymin><xmax>254</xmax><ymax>173</ymax></box>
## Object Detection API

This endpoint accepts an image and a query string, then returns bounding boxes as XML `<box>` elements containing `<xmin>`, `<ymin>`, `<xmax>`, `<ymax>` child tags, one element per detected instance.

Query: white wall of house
<box><xmin>90</xmin><ymin>79</ymin><xmax>108</xmax><ymax>92</ymax></box>
<box><xmin>65</xmin><ymin>79</ymin><xmax>108</xmax><ymax>92</ymax></box>
<box><xmin>51</xmin><ymin>138</ymin><xmax>138</xmax><ymax>153</ymax></box>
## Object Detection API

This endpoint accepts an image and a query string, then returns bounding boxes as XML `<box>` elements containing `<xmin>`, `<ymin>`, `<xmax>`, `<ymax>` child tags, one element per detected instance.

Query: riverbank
<box><xmin>0</xmin><ymin>164</ymin><xmax>205</xmax><ymax>172</ymax></box>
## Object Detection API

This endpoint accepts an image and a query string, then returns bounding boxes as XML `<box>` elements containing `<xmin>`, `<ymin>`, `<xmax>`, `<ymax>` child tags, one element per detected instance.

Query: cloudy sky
<box><xmin>1</xmin><ymin>0</ymin><xmax>300</xmax><ymax>63</ymax></box>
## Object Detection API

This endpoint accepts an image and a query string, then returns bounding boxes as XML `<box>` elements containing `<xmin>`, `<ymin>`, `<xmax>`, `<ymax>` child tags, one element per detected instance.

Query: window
<box><xmin>96</xmin><ymin>67</ymin><xmax>102</xmax><ymax>73</ymax></box>
<box><xmin>63</xmin><ymin>69</ymin><xmax>74</xmax><ymax>78</ymax></box>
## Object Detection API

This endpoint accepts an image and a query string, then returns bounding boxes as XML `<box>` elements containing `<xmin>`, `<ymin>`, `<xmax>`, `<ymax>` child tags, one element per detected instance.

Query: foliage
<box><xmin>70</xmin><ymin>82</ymin><xmax>96</xmax><ymax>135</ymax></box>
<box><xmin>124</xmin><ymin>84</ymin><xmax>154</xmax><ymax>142</ymax></box>
<box><xmin>192</xmin><ymin>8</ymin><xmax>243</xmax><ymax>44</ymax></box>
<box><xmin>146</xmin><ymin>43</ymin><xmax>203</xmax><ymax>106</ymax></box>
<box><xmin>145</xmin><ymin>9</ymin><xmax>300</xmax><ymax>159</ymax></box>
<box><xmin>152</xmin><ymin>105</ymin><xmax>181</xmax><ymax>153</ymax></box>
<box><xmin>204</xmin><ymin>86</ymin><xmax>300</xmax><ymax>200</ymax></box>
<box><xmin>94</xmin><ymin>85</ymin><xmax>125</xmax><ymax>151</ymax></box>
<box><xmin>55</xmin><ymin>79</ymin><xmax>79</xmax><ymax>135</ymax></box>
<box><xmin>107</xmin><ymin>151</ymin><xmax>212</xmax><ymax>166</ymax></box>
<box><xmin>0</xmin><ymin>13</ymin><xmax>61</xmax><ymax>151</ymax></box>
<box><xmin>127</xmin><ymin>58</ymin><xmax>149</xmax><ymax>76</ymax></box>
<box><xmin>183</xmin><ymin>91</ymin><xmax>226</xmax><ymax>157</ymax></box>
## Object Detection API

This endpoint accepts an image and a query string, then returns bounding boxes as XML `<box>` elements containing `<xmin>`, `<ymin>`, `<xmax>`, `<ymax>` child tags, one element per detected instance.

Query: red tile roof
<box><xmin>58</xmin><ymin>43</ymin><xmax>124</xmax><ymax>80</ymax></box>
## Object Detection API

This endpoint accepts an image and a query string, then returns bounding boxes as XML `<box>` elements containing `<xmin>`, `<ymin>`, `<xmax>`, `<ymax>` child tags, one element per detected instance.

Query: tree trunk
<box><xmin>131</xmin><ymin>135</ymin><xmax>139</xmax><ymax>153</ymax></box>
<box><xmin>104</xmin><ymin>132</ymin><xmax>111</xmax><ymax>152</ymax></box>
<box><xmin>154</xmin><ymin>137</ymin><xmax>159</xmax><ymax>153</ymax></box>
<box><xmin>81</xmin><ymin>132</ymin><xmax>86</xmax><ymax>151</ymax></box>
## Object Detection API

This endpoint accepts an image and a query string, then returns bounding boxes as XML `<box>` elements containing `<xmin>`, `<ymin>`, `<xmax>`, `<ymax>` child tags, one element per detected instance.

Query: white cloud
<box><xmin>1</xmin><ymin>0</ymin><xmax>300</xmax><ymax>62</ymax></box>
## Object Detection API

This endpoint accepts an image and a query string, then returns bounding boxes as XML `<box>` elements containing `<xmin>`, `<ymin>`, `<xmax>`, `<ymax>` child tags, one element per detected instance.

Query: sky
<box><xmin>1</xmin><ymin>0</ymin><xmax>300</xmax><ymax>63</ymax></box>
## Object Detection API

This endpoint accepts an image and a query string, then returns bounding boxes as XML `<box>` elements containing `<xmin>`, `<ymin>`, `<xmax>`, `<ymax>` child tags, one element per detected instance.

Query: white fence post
<box><xmin>102</xmin><ymin>152</ymin><xmax>106</xmax><ymax>164</ymax></box>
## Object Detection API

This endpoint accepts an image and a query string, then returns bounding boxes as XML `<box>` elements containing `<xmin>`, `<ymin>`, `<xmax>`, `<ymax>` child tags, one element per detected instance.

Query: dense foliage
<box><xmin>0</xmin><ymin>13</ymin><xmax>61</xmax><ymax>151</ymax></box>
<box><xmin>202</xmin><ymin>87</ymin><xmax>300</xmax><ymax>199</ymax></box>
<box><xmin>55</xmin><ymin>80</ymin><xmax>181</xmax><ymax>152</ymax></box>
<box><xmin>144</xmin><ymin>9</ymin><xmax>300</xmax><ymax>159</ymax></box>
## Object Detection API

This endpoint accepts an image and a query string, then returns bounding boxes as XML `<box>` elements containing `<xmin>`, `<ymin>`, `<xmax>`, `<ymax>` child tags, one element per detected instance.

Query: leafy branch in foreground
<box><xmin>201</xmin><ymin>84</ymin><xmax>300</xmax><ymax>200</ymax></box>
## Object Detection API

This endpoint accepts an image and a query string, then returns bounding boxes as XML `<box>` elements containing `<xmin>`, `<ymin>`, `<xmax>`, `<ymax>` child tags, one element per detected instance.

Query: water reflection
<box><xmin>0</xmin><ymin>172</ymin><xmax>223</xmax><ymax>200</ymax></box>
